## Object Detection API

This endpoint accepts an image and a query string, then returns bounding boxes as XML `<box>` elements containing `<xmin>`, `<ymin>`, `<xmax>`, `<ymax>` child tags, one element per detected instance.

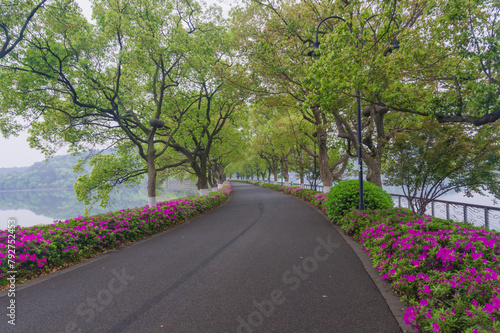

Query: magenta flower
<box><xmin>471</xmin><ymin>252</ymin><xmax>484</xmax><ymax>260</ymax></box>
<box><xmin>492</xmin><ymin>296</ymin><xmax>500</xmax><ymax>310</ymax></box>
<box><xmin>483</xmin><ymin>303</ymin><xmax>495</xmax><ymax>313</ymax></box>
<box><xmin>403</xmin><ymin>306</ymin><xmax>416</xmax><ymax>326</ymax></box>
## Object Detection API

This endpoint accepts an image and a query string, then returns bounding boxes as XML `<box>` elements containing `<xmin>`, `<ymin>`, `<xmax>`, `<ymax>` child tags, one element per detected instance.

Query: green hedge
<box><xmin>324</xmin><ymin>180</ymin><xmax>393</xmax><ymax>223</ymax></box>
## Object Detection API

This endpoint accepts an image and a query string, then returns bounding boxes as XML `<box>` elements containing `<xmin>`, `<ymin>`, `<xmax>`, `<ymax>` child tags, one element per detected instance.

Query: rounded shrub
<box><xmin>325</xmin><ymin>180</ymin><xmax>393</xmax><ymax>222</ymax></box>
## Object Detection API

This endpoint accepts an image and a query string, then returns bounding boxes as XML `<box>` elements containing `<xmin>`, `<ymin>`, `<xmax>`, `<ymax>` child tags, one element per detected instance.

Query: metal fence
<box><xmin>390</xmin><ymin>194</ymin><xmax>500</xmax><ymax>232</ymax></box>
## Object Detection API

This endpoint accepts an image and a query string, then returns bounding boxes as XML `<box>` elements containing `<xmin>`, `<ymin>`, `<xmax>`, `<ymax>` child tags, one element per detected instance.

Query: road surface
<box><xmin>0</xmin><ymin>182</ymin><xmax>402</xmax><ymax>333</ymax></box>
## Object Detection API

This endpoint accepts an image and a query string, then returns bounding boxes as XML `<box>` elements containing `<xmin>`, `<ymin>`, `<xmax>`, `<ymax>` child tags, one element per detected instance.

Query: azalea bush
<box><xmin>340</xmin><ymin>207</ymin><xmax>500</xmax><ymax>333</ymax></box>
<box><xmin>0</xmin><ymin>183</ymin><xmax>232</xmax><ymax>288</ymax></box>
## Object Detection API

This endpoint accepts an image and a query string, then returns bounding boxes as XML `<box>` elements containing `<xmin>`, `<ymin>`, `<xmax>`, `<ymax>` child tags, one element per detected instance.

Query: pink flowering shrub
<box><xmin>0</xmin><ymin>183</ymin><xmax>232</xmax><ymax>287</ymax></box>
<box><xmin>342</xmin><ymin>207</ymin><xmax>500</xmax><ymax>333</ymax></box>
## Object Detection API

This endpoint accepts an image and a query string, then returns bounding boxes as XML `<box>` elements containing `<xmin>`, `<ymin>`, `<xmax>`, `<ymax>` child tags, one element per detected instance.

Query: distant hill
<box><xmin>0</xmin><ymin>166</ymin><xmax>29</xmax><ymax>175</ymax></box>
<box><xmin>0</xmin><ymin>154</ymin><xmax>84</xmax><ymax>190</ymax></box>
<box><xmin>0</xmin><ymin>153</ymin><xmax>199</xmax><ymax>193</ymax></box>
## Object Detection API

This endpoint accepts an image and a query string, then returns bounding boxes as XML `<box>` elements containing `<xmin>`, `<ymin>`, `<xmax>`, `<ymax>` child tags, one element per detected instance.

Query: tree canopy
<box><xmin>0</xmin><ymin>0</ymin><xmax>499</xmax><ymax>208</ymax></box>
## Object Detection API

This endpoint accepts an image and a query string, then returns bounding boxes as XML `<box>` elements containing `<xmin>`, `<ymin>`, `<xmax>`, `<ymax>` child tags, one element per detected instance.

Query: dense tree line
<box><xmin>0</xmin><ymin>154</ymin><xmax>83</xmax><ymax>190</ymax></box>
<box><xmin>0</xmin><ymin>0</ymin><xmax>499</xmax><ymax>209</ymax></box>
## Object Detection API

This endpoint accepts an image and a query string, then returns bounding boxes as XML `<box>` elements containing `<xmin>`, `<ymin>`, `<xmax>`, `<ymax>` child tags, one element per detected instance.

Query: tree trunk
<box><xmin>146</xmin><ymin>149</ymin><xmax>157</xmax><ymax>207</ymax></box>
<box><xmin>208</xmin><ymin>169</ymin><xmax>215</xmax><ymax>188</ymax></box>
<box><xmin>217</xmin><ymin>165</ymin><xmax>225</xmax><ymax>188</ymax></box>
<box><xmin>273</xmin><ymin>168</ymin><xmax>278</xmax><ymax>184</ymax></box>
<box><xmin>197</xmin><ymin>171</ymin><xmax>209</xmax><ymax>195</ymax></box>
<box><xmin>281</xmin><ymin>160</ymin><xmax>290</xmax><ymax>186</ymax></box>
<box><xmin>364</xmin><ymin>155</ymin><xmax>382</xmax><ymax>187</ymax></box>
<box><xmin>317</xmin><ymin>128</ymin><xmax>333</xmax><ymax>189</ymax></box>
<box><xmin>194</xmin><ymin>157</ymin><xmax>209</xmax><ymax>195</ymax></box>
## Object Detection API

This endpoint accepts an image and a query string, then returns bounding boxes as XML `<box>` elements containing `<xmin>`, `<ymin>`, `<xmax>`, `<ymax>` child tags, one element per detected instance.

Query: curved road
<box><xmin>1</xmin><ymin>182</ymin><xmax>402</xmax><ymax>333</ymax></box>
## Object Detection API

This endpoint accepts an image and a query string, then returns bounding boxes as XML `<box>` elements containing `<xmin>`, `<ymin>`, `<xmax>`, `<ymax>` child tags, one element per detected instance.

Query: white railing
<box><xmin>390</xmin><ymin>194</ymin><xmax>500</xmax><ymax>232</ymax></box>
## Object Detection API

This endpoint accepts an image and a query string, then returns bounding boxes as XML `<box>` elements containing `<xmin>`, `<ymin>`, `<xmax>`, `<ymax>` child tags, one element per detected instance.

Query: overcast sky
<box><xmin>0</xmin><ymin>0</ymin><xmax>235</xmax><ymax>168</ymax></box>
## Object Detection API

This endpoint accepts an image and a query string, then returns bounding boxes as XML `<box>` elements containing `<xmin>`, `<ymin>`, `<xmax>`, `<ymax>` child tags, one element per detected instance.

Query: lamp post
<box><xmin>307</xmin><ymin>15</ymin><xmax>399</xmax><ymax>210</ymax></box>
<box><xmin>312</xmin><ymin>132</ymin><xmax>318</xmax><ymax>191</ymax></box>
<box><xmin>308</xmin><ymin>16</ymin><xmax>368</xmax><ymax>210</ymax></box>
<box><xmin>313</xmin><ymin>149</ymin><xmax>317</xmax><ymax>191</ymax></box>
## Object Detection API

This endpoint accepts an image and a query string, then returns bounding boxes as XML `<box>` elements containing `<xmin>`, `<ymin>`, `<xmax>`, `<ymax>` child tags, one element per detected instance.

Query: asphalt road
<box><xmin>0</xmin><ymin>182</ymin><xmax>402</xmax><ymax>333</ymax></box>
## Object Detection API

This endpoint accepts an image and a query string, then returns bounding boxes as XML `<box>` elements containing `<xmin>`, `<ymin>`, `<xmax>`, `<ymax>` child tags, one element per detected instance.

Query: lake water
<box><xmin>382</xmin><ymin>185</ymin><xmax>498</xmax><ymax>207</ymax></box>
<box><xmin>0</xmin><ymin>181</ymin><xmax>198</xmax><ymax>230</ymax></box>
<box><xmin>2</xmin><ymin>179</ymin><xmax>498</xmax><ymax>231</ymax></box>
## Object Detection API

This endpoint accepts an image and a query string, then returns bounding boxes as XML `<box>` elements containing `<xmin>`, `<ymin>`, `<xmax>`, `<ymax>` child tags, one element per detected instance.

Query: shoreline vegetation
<box><xmin>0</xmin><ymin>187</ymin><xmax>73</xmax><ymax>193</ymax></box>
<box><xmin>240</xmin><ymin>180</ymin><xmax>500</xmax><ymax>333</ymax></box>
<box><xmin>0</xmin><ymin>183</ymin><xmax>232</xmax><ymax>291</ymax></box>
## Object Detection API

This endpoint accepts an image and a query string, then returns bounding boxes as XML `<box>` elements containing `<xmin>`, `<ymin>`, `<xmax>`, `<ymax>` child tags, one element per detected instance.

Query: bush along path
<box><xmin>0</xmin><ymin>183</ymin><xmax>232</xmax><ymax>289</ymax></box>
<box><xmin>241</xmin><ymin>180</ymin><xmax>500</xmax><ymax>333</ymax></box>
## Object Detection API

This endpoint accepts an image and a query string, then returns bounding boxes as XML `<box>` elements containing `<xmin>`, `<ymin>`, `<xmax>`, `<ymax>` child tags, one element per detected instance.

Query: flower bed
<box><xmin>340</xmin><ymin>208</ymin><xmax>500</xmax><ymax>333</ymax></box>
<box><xmin>0</xmin><ymin>184</ymin><xmax>232</xmax><ymax>288</ymax></box>
<box><xmin>243</xmin><ymin>180</ymin><xmax>500</xmax><ymax>332</ymax></box>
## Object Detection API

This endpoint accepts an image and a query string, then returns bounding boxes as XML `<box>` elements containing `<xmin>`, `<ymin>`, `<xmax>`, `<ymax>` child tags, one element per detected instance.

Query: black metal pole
<box><xmin>356</xmin><ymin>89</ymin><xmax>365</xmax><ymax>210</ymax></box>
<box><xmin>313</xmin><ymin>150</ymin><xmax>317</xmax><ymax>191</ymax></box>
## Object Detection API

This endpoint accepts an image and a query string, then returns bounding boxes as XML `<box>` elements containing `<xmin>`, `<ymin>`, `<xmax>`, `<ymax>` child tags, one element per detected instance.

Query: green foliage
<box><xmin>74</xmin><ymin>151</ymin><xmax>144</xmax><ymax>210</ymax></box>
<box><xmin>384</xmin><ymin>120</ymin><xmax>500</xmax><ymax>214</ymax></box>
<box><xmin>0</xmin><ymin>0</ymin><xmax>239</xmax><ymax>206</ymax></box>
<box><xmin>324</xmin><ymin>180</ymin><xmax>393</xmax><ymax>222</ymax></box>
<box><xmin>0</xmin><ymin>0</ymin><xmax>47</xmax><ymax>59</ymax></box>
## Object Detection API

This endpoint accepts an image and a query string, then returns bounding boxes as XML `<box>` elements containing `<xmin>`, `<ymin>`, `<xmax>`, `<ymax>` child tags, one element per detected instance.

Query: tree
<box><xmin>384</xmin><ymin>119</ymin><xmax>500</xmax><ymax>214</ymax></box>
<box><xmin>0</xmin><ymin>0</ymin><xmax>228</xmax><ymax>207</ymax></box>
<box><xmin>0</xmin><ymin>0</ymin><xmax>47</xmax><ymax>59</ymax></box>
<box><xmin>230</xmin><ymin>0</ymin><xmax>351</xmax><ymax>191</ymax></box>
<box><xmin>303</xmin><ymin>0</ymin><xmax>416</xmax><ymax>188</ymax></box>
<box><xmin>166</xmin><ymin>80</ymin><xmax>246</xmax><ymax>193</ymax></box>
<box><xmin>368</xmin><ymin>0</ymin><xmax>500</xmax><ymax>126</ymax></box>
<box><xmin>208</xmin><ymin>125</ymin><xmax>246</xmax><ymax>186</ymax></box>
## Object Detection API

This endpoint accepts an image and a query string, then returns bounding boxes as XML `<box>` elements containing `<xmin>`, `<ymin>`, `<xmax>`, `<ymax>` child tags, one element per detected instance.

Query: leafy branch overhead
<box><xmin>1</xmin><ymin>0</ymin><xmax>499</xmax><ymax>208</ymax></box>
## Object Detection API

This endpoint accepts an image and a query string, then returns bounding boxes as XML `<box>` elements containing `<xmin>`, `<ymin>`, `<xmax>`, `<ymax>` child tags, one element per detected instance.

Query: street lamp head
<box><xmin>392</xmin><ymin>38</ymin><xmax>400</xmax><ymax>50</ymax></box>
<box><xmin>384</xmin><ymin>38</ymin><xmax>401</xmax><ymax>56</ymax></box>
<box><xmin>307</xmin><ymin>41</ymin><xmax>321</xmax><ymax>57</ymax></box>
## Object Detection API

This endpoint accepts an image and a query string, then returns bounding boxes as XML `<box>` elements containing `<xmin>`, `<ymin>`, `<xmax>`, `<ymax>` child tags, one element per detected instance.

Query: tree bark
<box><xmin>317</xmin><ymin>127</ymin><xmax>333</xmax><ymax>188</ymax></box>
<box><xmin>146</xmin><ymin>146</ymin><xmax>157</xmax><ymax>207</ymax></box>
<box><xmin>364</xmin><ymin>155</ymin><xmax>382</xmax><ymax>187</ymax></box>
<box><xmin>281</xmin><ymin>159</ymin><xmax>290</xmax><ymax>186</ymax></box>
